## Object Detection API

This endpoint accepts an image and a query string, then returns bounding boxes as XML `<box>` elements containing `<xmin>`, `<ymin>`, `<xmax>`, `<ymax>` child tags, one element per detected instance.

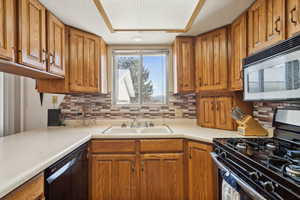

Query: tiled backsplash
<box><xmin>60</xmin><ymin>93</ymin><xmax>196</xmax><ymax>120</ymax></box>
<box><xmin>253</xmin><ymin>101</ymin><xmax>300</xmax><ymax>128</ymax></box>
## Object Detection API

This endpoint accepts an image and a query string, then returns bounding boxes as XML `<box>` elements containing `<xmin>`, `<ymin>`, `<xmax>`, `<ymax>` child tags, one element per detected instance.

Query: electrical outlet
<box><xmin>52</xmin><ymin>96</ymin><xmax>58</xmax><ymax>105</ymax></box>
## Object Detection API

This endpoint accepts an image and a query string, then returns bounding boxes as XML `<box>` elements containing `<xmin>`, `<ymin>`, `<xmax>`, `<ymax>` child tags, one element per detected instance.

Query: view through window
<box><xmin>113</xmin><ymin>50</ymin><xmax>168</xmax><ymax>105</ymax></box>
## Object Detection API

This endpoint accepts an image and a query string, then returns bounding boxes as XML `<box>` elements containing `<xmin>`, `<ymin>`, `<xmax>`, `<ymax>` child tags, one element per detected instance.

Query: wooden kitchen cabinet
<box><xmin>173</xmin><ymin>37</ymin><xmax>195</xmax><ymax>93</ymax></box>
<box><xmin>215</xmin><ymin>96</ymin><xmax>234</xmax><ymax>130</ymax></box>
<box><xmin>287</xmin><ymin>0</ymin><xmax>300</xmax><ymax>37</ymax></box>
<box><xmin>69</xmin><ymin>28</ymin><xmax>100</xmax><ymax>93</ymax></box>
<box><xmin>197</xmin><ymin>93</ymin><xmax>252</xmax><ymax>131</ymax></box>
<box><xmin>188</xmin><ymin>141</ymin><xmax>216</xmax><ymax>200</ymax></box>
<box><xmin>47</xmin><ymin>12</ymin><xmax>65</xmax><ymax>76</ymax></box>
<box><xmin>18</xmin><ymin>0</ymin><xmax>47</xmax><ymax>71</ymax></box>
<box><xmin>37</xmin><ymin>27</ymin><xmax>102</xmax><ymax>93</ymax></box>
<box><xmin>90</xmin><ymin>154</ymin><xmax>137</xmax><ymax>200</ymax></box>
<box><xmin>2</xmin><ymin>173</ymin><xmax>44</xmax><ymax>200</ymax></box>
<box><xmin>0</xmin><ymin>0</ymin><xmax>15</xmax><ymax>61</ymax></box>
<box><xmin>248</xmin><ymin>0</ymin><xmax>285</xmax><ymax>55</ymax></box>
<box><xmin>196</xmin><ymin>28</ymin><xmax>228</xmax><ymax>92</ymax></box>
<box><xmin>230</xmin><ymin>13</ymin><xmax>247</xmax><ymax>91</ymax></box>
<box><xmin>198</xmin><ymin>97</ymin><xmax>215</xmax><ymax>128</ymax></box>
<box><xmin>140</xmin><ymin>153</ymin><xmax>184</xmax><ymax>200</ymax></box>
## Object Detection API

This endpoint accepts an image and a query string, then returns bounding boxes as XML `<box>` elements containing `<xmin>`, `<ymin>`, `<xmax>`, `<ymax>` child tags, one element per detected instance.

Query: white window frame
<box><xmin>112</xmin><ymin>49</ymin><xmax>169</xmax><ymax>106</ymax></box>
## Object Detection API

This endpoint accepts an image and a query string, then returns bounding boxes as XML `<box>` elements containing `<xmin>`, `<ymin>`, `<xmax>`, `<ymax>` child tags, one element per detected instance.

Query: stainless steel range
<box><xmin>212</xmin><ymin>108</ymin><xmax>300</xmax><ymax>200</ymax></box>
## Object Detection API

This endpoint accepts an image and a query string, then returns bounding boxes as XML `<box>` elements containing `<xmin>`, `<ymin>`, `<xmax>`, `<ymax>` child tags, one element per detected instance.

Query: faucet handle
<box><xmin>121</xmin><ymin>123</ymin><xmax>127</xmax><ymax>128</ymax></box>
<box><xmin>149</xmin><ymin>122</ymin><xmax>154</xmax><ymax>127</ymax></box>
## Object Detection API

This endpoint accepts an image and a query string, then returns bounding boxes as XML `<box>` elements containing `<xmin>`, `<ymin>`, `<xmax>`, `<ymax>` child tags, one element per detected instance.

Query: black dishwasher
<box><xmin>45</xmin><ymin>143</ymin><xmax>88</xmax><ymax>200</ymax></box>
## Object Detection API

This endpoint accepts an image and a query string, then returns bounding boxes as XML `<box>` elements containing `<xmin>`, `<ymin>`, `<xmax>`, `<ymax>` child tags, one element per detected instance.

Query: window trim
<box><xmin>112</xmin><ymin>49</ymin><xmax>169</xmax><ymax>106</ymax></box>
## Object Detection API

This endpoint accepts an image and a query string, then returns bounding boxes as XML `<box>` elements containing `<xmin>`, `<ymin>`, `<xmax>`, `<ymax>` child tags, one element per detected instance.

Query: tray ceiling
<box><xmin>94</xmin><ymin>0</ymin><xmax>205</xmax><ymax>32</ymax></box>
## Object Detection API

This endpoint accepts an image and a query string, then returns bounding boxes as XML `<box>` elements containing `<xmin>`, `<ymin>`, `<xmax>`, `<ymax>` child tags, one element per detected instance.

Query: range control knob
<box><xmin>220</xmin><ymin>152</ymin><xmax>227</xmax><ymax>159</ymax></box>
<box><xmin>249</xmin><ymin>172</ymin><xmax>259</xmax><ymax>181</ymax></box>
<box><xmin>215</xmin><ymin>148</ymin><xmax>222</xmax><ymax>154</ymax></box>
<box><xmin>260</xmin><ymin>181</ymin><xmax>275</xmax><ymax>192</ymax></box>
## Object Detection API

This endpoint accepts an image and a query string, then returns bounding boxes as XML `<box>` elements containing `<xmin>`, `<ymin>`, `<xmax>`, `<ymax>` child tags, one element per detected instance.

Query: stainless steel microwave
<box><xmin>243</xmin><ymin>35</ymin><xmax>300</xmax><ymax>101</ymax></box>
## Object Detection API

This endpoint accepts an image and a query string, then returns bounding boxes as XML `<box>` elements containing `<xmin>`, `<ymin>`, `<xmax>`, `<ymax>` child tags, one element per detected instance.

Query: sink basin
<box><xmin>103</xmin><ymin>126</ymin><xmax>172</xmax><ymax>134</ymax></box>
<box><xmin>139</xmin><ymin>127</ymin><xmax>172</xmax><ymax>134</ymax></box>
<box><xmin>104</xmin><ymin>128</ymin><xmax>138</xmax><ymax>134</ymax></box>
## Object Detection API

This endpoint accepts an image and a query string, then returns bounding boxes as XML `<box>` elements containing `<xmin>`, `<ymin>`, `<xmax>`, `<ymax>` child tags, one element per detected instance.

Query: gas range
<box><xmin>212</xmin><ymin>108</ymin><xmax>300</xmax><ymax>200</ymax></box>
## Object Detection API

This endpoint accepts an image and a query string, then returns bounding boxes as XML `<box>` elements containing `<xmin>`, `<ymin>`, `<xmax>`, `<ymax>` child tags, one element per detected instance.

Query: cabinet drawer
<box><xmin>3</xmin><ymin>173</ymin><xmax>44</xmax><ymax>200</ymax></box>
<box><xmin>140</xmin><ymin>139</ymin><xmax>184</xmax><ymax>153</ymax></box>
<box><xmin>90</xmin><ymin>140</ymin><xmax>136</xmax><ymax>153</ymax></box>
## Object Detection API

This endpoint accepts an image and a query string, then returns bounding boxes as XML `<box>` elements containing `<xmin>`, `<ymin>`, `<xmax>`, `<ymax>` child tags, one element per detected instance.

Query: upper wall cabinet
<box><xmin>287</xmin><ymin>0</ymin><xmax>300</xmax><ymax>37</ymax></box>
<box><xmin>18</xmin><ymin>0</ymin><xmax>47</xmax><ymax>71</ymax></box>
<box><xmin>248</xmin><ymin>0</ymin><xmax>285</xmax><ymax>55</ymax></box>
<box><xmin>173</xmin><ymin>37</ymin><xmax>195</xmax><ymax>94</ymax></box>
<box><xmin>196</xmin><ymin>28</ymin><xmax>228</xmax><ymax>92</ymax></box>
<box><xmin>47</xmin><ymin>12</ymin><xmax>65</xmax><ymax>76</ymax></box>
<box><xmin>230</xmin><ymin>13</ymin><xmax>247</xmax><ymax>91</ymax></box>
<box><xmin>0</xmin><ymin>0</ymin><xmax>15</xmax><ymax>61</ymax></box>
<box><xmin>69</xmin><ymin>28</ymin><xmax>100</xmax><ymax>93</ymax></box>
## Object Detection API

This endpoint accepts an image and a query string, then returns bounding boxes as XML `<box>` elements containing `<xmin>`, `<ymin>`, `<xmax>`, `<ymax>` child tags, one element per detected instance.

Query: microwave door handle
<box><xmin>210</xmin><ymin>153</ymin><xmax>267</xmax><ymax>200</ymax></box>
<box><xmin>46</xmin><ymin>157</ymin><xmax>77</xmax><ymax>184</ymax></box>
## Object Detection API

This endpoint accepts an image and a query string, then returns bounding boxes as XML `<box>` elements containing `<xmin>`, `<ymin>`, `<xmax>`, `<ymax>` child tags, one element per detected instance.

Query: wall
<box><xmin>23</xmin><ymin>78</ymin><xmax>65</xmax><ymax>131</ymax></box>
<box><xmin>253</xmin><ymin>101</ymin><xmax>300</xmax><ymax>128</ymax></box>
<box><xmin>60</xmin><ymin>93</ymin><xmax>196</xmax><ymax>120</ymax></box>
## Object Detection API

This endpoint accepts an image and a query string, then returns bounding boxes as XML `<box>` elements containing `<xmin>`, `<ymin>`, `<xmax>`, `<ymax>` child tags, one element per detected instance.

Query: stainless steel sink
<box><xmin>103</xmin><ymin>126</ymin><xmax>173</xmax><ymax>134</ymax></box>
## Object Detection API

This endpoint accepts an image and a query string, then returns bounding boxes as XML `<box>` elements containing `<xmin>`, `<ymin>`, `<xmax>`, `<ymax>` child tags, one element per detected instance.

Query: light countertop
<box><xmin>0</xmin><ymin>120</ymin><xmax>272</xmax><ymax>198</ymax></box>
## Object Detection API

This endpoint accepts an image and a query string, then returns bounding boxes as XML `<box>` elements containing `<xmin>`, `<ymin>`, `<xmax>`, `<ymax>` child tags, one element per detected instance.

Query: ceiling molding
<box><xmin>92</xmin><ymin>0</ymin><xmax>206</xmax><ymax>33</ymax></box>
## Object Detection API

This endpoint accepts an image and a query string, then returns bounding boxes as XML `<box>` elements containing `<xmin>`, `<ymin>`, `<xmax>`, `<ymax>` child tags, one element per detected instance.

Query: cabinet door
<box><xmin>198</xmin><ymin>97</ymin><xmax>215</xmax><ymax>128</ymax></box>
<box><xmin>215</xmin><ymin>96</ymin><xmax>234</xmax><ymax>130</ymax></box>
<box><xmin>90</xmin><ymin>154</ymin><xmax>137</xmax><ymax>200</ymax></box>
<box><xmin>0</xmin><ymin>0</ymin><xmax>15</xmax><ymax>61</ymax></box>
<box><xmin>212</xmin><ymin>28</ymin><xmax>228</xmax><ymax>90</ymax></box>
<box><xmin>188</xmin><ymin>142</ymin><xmax>216</xmax><ymax>200</ymax></box>
<box><xmin>47</xmin><ymin>12</ymin><xmax>65</xmax><ymax>76</ymax></box>
<box><xmin>265</xmin><ymin>0</ymin><xmax>285</xmax><ymax>45</ymax></box>
<box><xmin>140</xmin><ymin>154</ymin><xmax>184</xmax><ymax>200</ymax></box>
<box><xmin>287</xmin><ymin>0</ymin><xmax>300</xmax><ymax>37</ymax></box>
<box><xmin>198</xmin><ymin>34</ymin><xmax>214</xmax><ymax>91</ymax></box>
<box><xmin>18</xmin><ymin>0</ymin><xmax>46</xmax><ymax>70</ymax></box>
<box><xmin>248</xmin><ymin>0</ymin><xmax>267</xmax><ymax>54</ymax></box>
<box><xmin>69</xmin><ymin>29</ymin><xmax>100</xmax><ymax>93</ymax></box>
<box><xmin>195</xmin><ymin>37</ymin><xmax>202</xmax><ymax>92</ymax></box>
<box><xmin>231</xmin><ymin>13</ymin><xmax>247</xmax><ymax>91</ymax></box>
<box><xmin>175</xmin><ymin>37</ymin><xmax>195</xmax><ymax>93</ymax></box>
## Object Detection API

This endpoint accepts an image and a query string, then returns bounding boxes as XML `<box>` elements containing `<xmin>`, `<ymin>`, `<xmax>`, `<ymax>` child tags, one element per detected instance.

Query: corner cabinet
<box><xmin>197</xmin><ymin>93</ymin><xmax>253</xmax><ymax>131</ymax></box>
<box><xmin>0</xmin><ymin>0</ymin><xmax>15</xmax><ymax>61</ymax></box>
<box><xmin>230</xmin><ymin>13</ymin><xmax>247</xmax><ymax>91</ymax></box>
<box><xmin>47</xmin><ymin>12</ymin><xmax>65</xmax><ymax>76</ymax></box>
<box><xmin>196</xmin><ymin>28</ymin><xmax>228</xmax><ymax>92</ymax></box>
<box><xmin>173</xmin><ymin>37</ymin><xmax>195</xmax><ymax>94</ymax></box>
<box><xmin>69</xmin><ymin>28</ymin><xmax>100</xmax><ymax>93</ymax></box>
<box><xmin>18</xmin><ymin>0</ymin><xmax>47</xmax><ymax>71</ymax></box>
<box><xmin>37</xmin><ymin>27</ymin><xmax>103</xmax><ymax>94</ymax></box>
<box><xmin>188</xmin><ymin>141</ymin><xmax>216</xmax><ymax>200</ymax></box>
<box><xmin>248</xmin><ymin>0</ymin><xmax>285</xmax><ymax>55</ymax></box>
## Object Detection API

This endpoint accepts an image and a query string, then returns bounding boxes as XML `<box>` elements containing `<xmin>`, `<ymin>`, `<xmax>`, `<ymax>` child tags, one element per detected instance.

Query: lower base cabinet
<box><xmin>188</xmin><ymin>141</ymin><xmax>216</xmax><ymax>200</ymax></box>
<box><xmin>89</xmin><ymin>139</ymin><xmax>215</xmax><ymax>200</ymax></box>
<box><xmin>141</xmin><ymin>154</ymin><xmax>184</xmax><ymax>200</ymax></box>
<box><xmin>90</xmin><ymin>154</ymin><xmax>137</xmax><ymax>200</ymax></box>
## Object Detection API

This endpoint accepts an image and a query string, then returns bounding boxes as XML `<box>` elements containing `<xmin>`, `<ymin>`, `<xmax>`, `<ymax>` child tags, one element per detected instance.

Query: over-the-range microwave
<box><xmin>243</xmin><ymin>34</ymin><xmax>300</xmax><ymax>101</ymax></box>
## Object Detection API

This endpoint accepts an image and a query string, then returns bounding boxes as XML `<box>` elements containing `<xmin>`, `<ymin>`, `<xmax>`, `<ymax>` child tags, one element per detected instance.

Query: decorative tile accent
<box><xmin>59</xmin><ymin>93</ymin><xmax>196</xmax><ymax>120</ymax></box>
<box><xmin>253</xmin><ymin>101</ymin><xmax>300</xmax><ymax>128</ymax></box>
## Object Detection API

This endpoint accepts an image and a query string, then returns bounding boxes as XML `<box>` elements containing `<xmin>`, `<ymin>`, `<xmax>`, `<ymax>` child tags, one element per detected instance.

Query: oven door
<box><xmin>211</xmin><ymin>153</ymin><xmax>267</xmax><ymax>200</ymax></box>
<box><xmin>244</xmin><ymin>48</ymin><xmax>300</xmax><ymax>101</ymax></box>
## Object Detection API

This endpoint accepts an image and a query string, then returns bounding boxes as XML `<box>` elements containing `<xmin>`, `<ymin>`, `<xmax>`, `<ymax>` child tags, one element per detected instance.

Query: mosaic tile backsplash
<box><xmin>253</xmin><ymin>101</ymin><xmax>300</xmax><ymax>128</ymax></box>
<box><xmin>59</xmin><ymin>93</ymin><xmax>196</xmax><ymax>120</ymax></box>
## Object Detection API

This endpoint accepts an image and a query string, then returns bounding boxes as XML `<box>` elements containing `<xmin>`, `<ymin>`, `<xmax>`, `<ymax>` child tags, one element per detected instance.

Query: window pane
<box><xmin>142</xmin><ymin>54</ymin><xmax>167</xmax><ymax>104</ymax></box>
<box><xmin>114</xmin><ymin>55</ymin><xmax>140</xmax><ymax>104</ymax></box>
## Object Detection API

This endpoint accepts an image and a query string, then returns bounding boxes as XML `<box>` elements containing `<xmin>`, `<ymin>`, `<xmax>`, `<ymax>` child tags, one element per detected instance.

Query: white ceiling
<box><xmin>39</xmin><ymin>0</ymin><xmax>255</xmax><ymax>44</ymax></box>
<box><xmin>100</xmin><ymin>0</ymin><xmax>199</xmax><ymax>29</ymax></box>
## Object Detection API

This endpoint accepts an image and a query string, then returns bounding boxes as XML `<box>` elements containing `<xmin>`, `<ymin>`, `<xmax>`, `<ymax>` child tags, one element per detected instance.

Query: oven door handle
<box><xmin>211</xmin><ymin>152</ymin><xmax>267</xmax><ymax>200</ymax></box>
